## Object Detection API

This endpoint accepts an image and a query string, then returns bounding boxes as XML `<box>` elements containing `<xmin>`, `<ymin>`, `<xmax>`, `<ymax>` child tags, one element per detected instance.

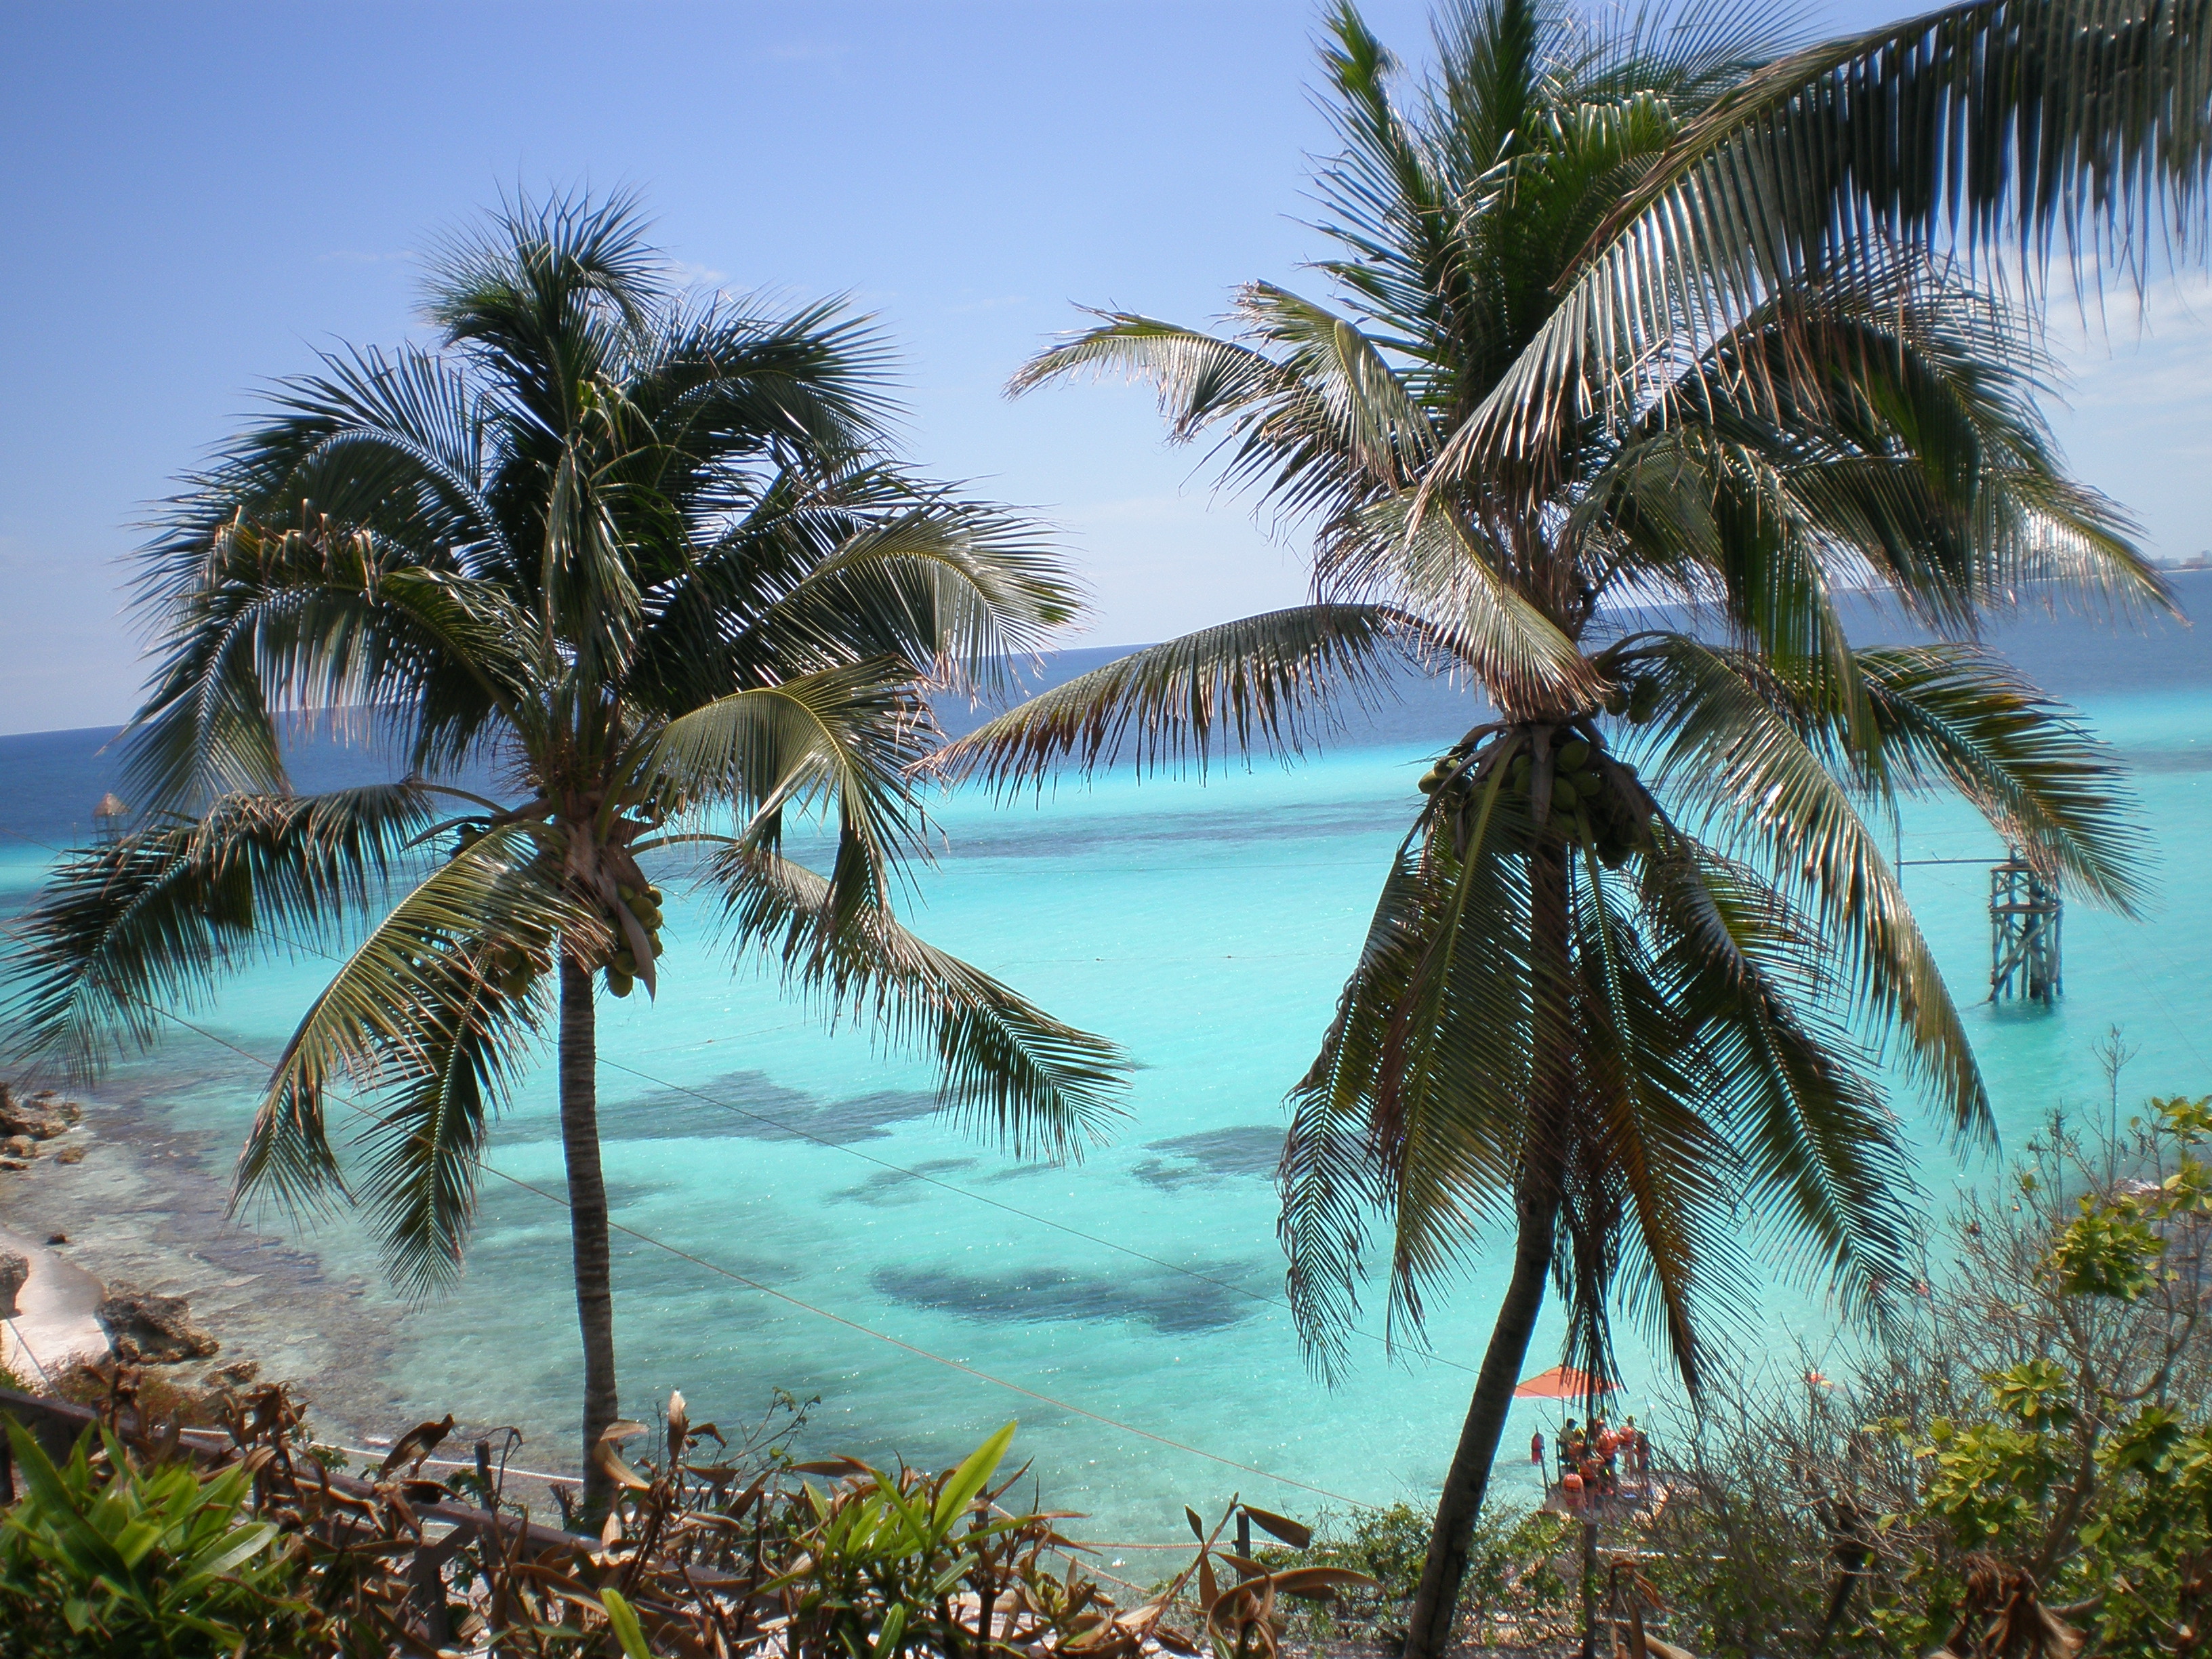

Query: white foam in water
<box><xmin>3</xmin><ymin>588</ymin><xmax>2209</xmax><ymax>1540</ymax></box>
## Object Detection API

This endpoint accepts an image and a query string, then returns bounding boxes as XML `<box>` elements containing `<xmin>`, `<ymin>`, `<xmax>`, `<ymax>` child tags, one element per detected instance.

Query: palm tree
<box><xmin>4</xmin><ymin>193</ymin><xmax>1124</xmax><ymax>1518</ymax></box>
<box><xmin>936</xmin><ymin>3</ymin><xmax>2205</xmax><ymax>1650</ymax></box>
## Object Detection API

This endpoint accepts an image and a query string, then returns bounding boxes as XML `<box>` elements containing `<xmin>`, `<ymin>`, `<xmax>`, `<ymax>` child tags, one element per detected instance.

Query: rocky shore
<box><xmin>0</xmin><ymin>1077</ymin><xmax>415</xmax><ymax>1448</ymax></box>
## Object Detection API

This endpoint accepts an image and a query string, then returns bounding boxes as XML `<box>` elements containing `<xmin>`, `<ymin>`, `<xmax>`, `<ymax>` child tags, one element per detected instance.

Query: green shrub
<box><xmin>1637</xmin><ymin>1092</ymin><xmax>2212</xmax><ymax>1659</ymax></box>
<box><xmin>0</xmin><ymin>1419</ymin><xmax>313</xmax><ymax>1658</ymax></box>
<box><xmin>1321</xmin><ymin>1500</ymin><xmax>1433</xmax><ymax>1602</ymax></box>
<box><xmin>1240</xmin><ymin>1498</ymin><xmax>1573</xmax><ymax>1646</ymax></box>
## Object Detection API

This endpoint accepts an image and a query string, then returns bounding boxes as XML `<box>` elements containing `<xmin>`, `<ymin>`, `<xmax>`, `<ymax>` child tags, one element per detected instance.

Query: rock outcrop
<box><xmin>95</xmin><ymin>1287</ymin><xmax>220</xmax><ymax>1363</ymax></box>
<box><xmin>0</xmin><ymin>1251</ymin><xmax>26</xmax><ymax>1321</ymax></box>
<box><xmin>0</xmin><ymin>1084</ymin><xmax>79</xmax><ymax>1143</ymax></box>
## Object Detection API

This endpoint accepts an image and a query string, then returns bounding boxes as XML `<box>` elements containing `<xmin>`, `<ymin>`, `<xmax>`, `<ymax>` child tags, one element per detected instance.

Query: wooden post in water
<box><xmin>1990</xmin><ymin>851</ymin><xmax>2063</xmax><ymax>1004</ymax></box>
<box><xmin>91</xmin><ymin>793</ymin><xmax>128</xmax><ymax>844</ymax></box>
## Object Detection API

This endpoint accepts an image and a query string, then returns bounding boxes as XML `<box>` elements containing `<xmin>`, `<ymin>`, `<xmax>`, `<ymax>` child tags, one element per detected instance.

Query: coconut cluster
<box><xmin>605</xmin><ymin>883</ymin><xmax>665</xmax><ymax>998</ymax></box>
<box><xmin>1419</xmin><ymin>725</ymin><xmax>1655</xmax><ymax>868</ymax></box>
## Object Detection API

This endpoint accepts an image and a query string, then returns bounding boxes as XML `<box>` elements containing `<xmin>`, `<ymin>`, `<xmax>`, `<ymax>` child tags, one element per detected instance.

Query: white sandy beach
<box><xmin>0</xmin><ymin>1226</ymin><xmax>104</xmax><ymax>1383</ymax></box>
<box><xmin>0</xmin><ymin>1087</ymin><xmax>415</xmax><ymax>1443</ymax></box>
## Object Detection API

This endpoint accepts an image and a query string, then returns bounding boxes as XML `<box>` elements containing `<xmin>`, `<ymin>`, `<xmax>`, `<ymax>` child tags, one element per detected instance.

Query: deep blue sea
<box><xmin>4</xmin><ymin>578</ymin><xmax>2210</xmax><ymax>1541</ymax></box>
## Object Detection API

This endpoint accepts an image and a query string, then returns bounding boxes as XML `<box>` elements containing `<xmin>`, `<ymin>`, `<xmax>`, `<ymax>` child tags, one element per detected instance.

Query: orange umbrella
<box><xmin>1511</xmin><ymin>1366</ymin><xmax>1618</xmax><ymax>1399</ymax></box>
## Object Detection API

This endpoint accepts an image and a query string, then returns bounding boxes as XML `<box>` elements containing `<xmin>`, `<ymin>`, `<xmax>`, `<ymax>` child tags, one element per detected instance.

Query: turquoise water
<box><xmin>3</xmin><ymin>626</ymin><xmax>2211</xmax><ymax>1543</ymax></box>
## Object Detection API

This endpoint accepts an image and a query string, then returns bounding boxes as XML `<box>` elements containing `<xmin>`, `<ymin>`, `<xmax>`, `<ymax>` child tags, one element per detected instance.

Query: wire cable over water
<box><xmin>45</xmin><ymin>975</ymin><xmax>1377</xmax><ymax>1512</ymax></box>
<box><xmin>595</xmin><ymin>1055</ymin><xmax>1478</xmax><ymax>1380</ymax></box>
<box><xmin>0</xmin><ymin>815</ymin><xmax>1474</xmax><ymax>1377</ymax></box>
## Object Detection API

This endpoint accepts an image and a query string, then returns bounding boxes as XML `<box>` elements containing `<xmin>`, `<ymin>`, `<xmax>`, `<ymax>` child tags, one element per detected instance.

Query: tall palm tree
<box><xmin>4</xmin><ymin>193</ymin><xmax>1124</xmax><ymax>1517</ymax></box>
<box><xmin>936</xmin><ymin>3</ymin><xmax>2203</xmax><ymax>1650</ymax></box>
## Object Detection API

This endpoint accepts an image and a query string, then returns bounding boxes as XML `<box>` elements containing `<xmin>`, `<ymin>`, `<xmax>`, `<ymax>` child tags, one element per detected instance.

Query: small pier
<box><xmin>1989</xmin><ymin>852</ymin><xmax>2062</xmax><ymax>1003</ymax></box>
<box><xmin>1538</xmin><ymin>1476</ymin><xmax>1668</xmax><ymax>1523</ymax></box>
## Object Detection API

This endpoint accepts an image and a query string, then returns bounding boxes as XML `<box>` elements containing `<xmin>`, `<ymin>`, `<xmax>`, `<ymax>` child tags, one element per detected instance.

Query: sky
<box><xmin>3</xmin><ymin>1</ymin><xmax>2209</xmax><ymax>737</ymax></box>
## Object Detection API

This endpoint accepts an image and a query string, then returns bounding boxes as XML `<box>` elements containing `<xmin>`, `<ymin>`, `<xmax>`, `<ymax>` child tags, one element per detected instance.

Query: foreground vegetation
<box><xmin>5</xmin><ymin>1087</ymin><xmax>2203</xmax><ymax>1658</ymax></box>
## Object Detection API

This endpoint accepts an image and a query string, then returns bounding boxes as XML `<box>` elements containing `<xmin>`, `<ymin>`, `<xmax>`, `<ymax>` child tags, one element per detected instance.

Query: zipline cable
<box><xmin>70</xmin><ymin>983</ymin><xmax>1379</xmax><ymax>1512</ymax></box>
<box><xmin>0</xmin><ymin>816</ymin><xmax>1473</xmax><ymax>1381</ymax></box>
<box><xmin>595</xmin><ymin>1055</ymin><xmax>1479</xmax><ymax>1381</ymax></box>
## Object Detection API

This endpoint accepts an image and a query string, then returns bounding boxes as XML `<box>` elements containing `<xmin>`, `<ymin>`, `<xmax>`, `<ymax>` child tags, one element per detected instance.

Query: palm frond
<box><xmin>626</xmin><ymin>293</ymin><xmax>895</xmax><ymax>482</ymax></box>
<box><xmin>1633</xmin><ymin>262</ymin><xmax>2169</xmax><ymax>628</ymax></box>
<box><xmin>1474</xmin><ymin>0</ymin><xmax>2212</xmax><ymax>470</ymax></box>
<box><xmin>235</xmin><ymin>823</ymin><xmax>588</xmax><ymax>1219</ymax></box>
<box><xmin>1561</xmin><ymin>836</ymin><xmax>1745</xmax><ymax>1393</ymax></box>
<box><xmin>739</xmin><ymin>498</ymin><xmax>1080</xmax><ymax>697</ymax></box>
<box><xmin>1856</xmin><ymin>643</ymin><xmax>2149</xmax><ymax>911</ymax></box>
<box><xmin>1347</xmin><ymin>495</ymin><xmax>1603</xmax><ymax>711</ymax></box>
<box><xmin>644</xmin><ymin>658</ymin><xmax>932</xmax><ymax>931</ymax></box>
<box><xmin>1010</xmin><ymin>310</ymin><xmax>1389</xmax><ymax>532</ymax></box>
<box><xmin>1280</xmin><ymin>844</ymin><xmax>1450</xmax><ymax>1380</ymax></box>
<box><xmin>1</xmin><ymin>785</ymin><xmax>439</xmax><ymax>1080</ymax></box>
<box><xmin>423</xmin><ymin>184</ymin><xmax>662</xmax><ymax>419</ymax></box>
<box><xmin>1235</xmin><ymin>283</ymin><xmax>1439</xmax><ymax>483</ymax></box>
<box><xmin>1283</xmin><ymin>763</ymin><xmax>1540</xmax><ymax>1371</ymax></box>
<box><xmin>1637</xmin><ymin>826</ymin><xmax>1917</xmax><ymax>1330</ymax></box>
<box><xmin>122</xmin><ymin>514</ymin><xmax>535</xmax><ymax>811</ymax></box>
<box><xmin>352</xmin><ymin>949</ymin><xmax>552</xmax><ymax>1298</ymax></box>
<box><xmin>927</xmin><ymin>605</ymin><xmax>1432</xmax><ymax>791</ymax></box>
<box><xmin>711</xmin><ymin>846</ymin><xmax>1125</xmax><ymax>1160</ymax></box>
<box><xmin>1625</xmin><ymin>634</ymin><xmax>1988</xmax><ymax>1139</ymax></box>
<box><xmin>1008</xmin><ymin>313</ymin><xmax>1290</xmax><ymax>439</ymax></box>
<box><xmin>259</xmin><ymin>344</ymin><xmax>516</xmax><ymax>574</ymax></box>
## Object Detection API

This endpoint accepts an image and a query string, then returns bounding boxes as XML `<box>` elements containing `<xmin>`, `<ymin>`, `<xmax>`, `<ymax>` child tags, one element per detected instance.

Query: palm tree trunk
<box><xmin>1403</xmin><ymin>838</ymin><xmax>1574</xmax><ymax>1659</ymax></box>
<box><xmin>1401</xmin><ymin>1183</ymin><xmax>1560</xmax><ymax>1658</ymax></box>
<box><xmin>559</xmin><ymin>956</ymin><xmax>620</xmax><ymax>1521</ymax></box>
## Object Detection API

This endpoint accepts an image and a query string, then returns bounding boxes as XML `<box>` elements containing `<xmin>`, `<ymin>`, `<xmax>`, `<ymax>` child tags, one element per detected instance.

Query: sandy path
<box><xmin>0</xmin><ymin>1226</ymin><xmax>106</xmax><ymax>1383</ymax></box>
<box><xmin>0</xmin><ymin>1080</ymin><xmax>413</xmax><ymax>1441</ymax></box>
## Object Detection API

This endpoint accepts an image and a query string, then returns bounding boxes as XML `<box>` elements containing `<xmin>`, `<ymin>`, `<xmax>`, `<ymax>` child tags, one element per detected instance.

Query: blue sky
<box><xmin>4</xmin><ymin>1</ymin><xmax>2207</xmax><ymax>736</ymax></box>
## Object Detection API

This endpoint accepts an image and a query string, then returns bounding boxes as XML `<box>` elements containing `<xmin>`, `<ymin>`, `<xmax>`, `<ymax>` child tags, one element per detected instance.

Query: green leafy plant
<box><xmin>769</xmin><ymin>1422</ymin><xmax>1030</xmax><ymax>1659</ymax></box>
<box><xmin>1636</xmin><ymin>1088</ymin><xmax>2212</xmax><ymax>1659</ymax></box>
<box><xmin>0</xmin><ymin>1420</ymin><xmax>310</xmax><ymax>1658</ymax></box>
<box><xmin>1249</xmin><ymin>1499</ymin><xmax>1570</xmax><ymax>1647</ymax></box>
